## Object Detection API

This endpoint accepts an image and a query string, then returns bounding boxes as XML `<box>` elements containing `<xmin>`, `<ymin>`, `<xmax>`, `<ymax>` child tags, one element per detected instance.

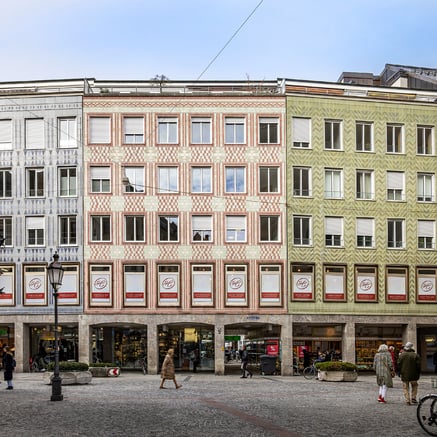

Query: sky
<box><xmin>2</xmin><ymin>0</ymin><xmax>437</xmax><ymax>83</ymax></box>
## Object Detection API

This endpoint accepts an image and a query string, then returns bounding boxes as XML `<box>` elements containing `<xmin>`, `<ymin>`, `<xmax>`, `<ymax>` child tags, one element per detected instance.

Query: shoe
<box><xmin>249</xmin><ymin>373</ymin><xmax>253</xmax><ymax>378</ymax></box>
<box><xmin>159</xmin><ymin>386</ymin><xmax>166</xmax><ymax>389</ymax></box>
<box><xmin>378</xmin><ymin>397</ymin><xmax>386</xmax><ymax>403</ymax></box>
<box><xmin>176</xmin><ymin>385</ymin><xmax>182</xmax><ymax>389</ymax></box>
<box><xmin>6</xmin><ymin>386</ymin><xmax>12</xmax><ymax>390</ymax></box>
<box><xmin>378</xmin><ymin>395</ymin><xmax>382</xmax><ymax>402</ymax></box>
<box><xmin>411</xmin><ymin>399</ymin><xmax>418</xmax><ymax>404</ymax></box>
<box><xmin>405</xmin><ymin>401</ymin><xmax>411</xmax><ymax>405</ymax></box>
<box><xmin>240</xmin><ymin>376</ymin><xmax>247</xmax><ymax>378</ymax></box>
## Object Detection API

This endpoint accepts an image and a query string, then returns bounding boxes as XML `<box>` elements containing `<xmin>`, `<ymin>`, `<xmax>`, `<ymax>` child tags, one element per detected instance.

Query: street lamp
<box><xmin>47</xmin><ymin>252</ymin><xmax>64</xmax><ymax>401</ymax></box>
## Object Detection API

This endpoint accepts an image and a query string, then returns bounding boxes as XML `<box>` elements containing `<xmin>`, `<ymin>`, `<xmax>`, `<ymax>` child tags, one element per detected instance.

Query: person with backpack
<box><xmin>3</xmin><ymin>345</ymin><xmax>15</xmax><ymax>390</ymax></box>
<box><xmin>240</xmin><ymin>345</ymin><xmax>252</xmax><ymax>379</ymax></box>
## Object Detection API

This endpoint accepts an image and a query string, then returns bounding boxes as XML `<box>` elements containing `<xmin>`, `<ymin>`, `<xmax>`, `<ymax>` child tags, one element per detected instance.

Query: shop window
<box><xmin>158</xmin><ymin>264</ymin><xmax>180</xmax><ymax>306</ymax></box>
<box><xmin>123</xmin><ymin>265</ymin><xmax>146</xmax><ymax>307</ymax></box>
<box><xmin>416</xmin><ymin>267</ymin><xmax>437</xmax><ymax>303</ymax></box>
<box><xmin>0</xmin><ymin>266</ymin><xmax>14</xmax><ymax>306</ymax></box>
<box><xmin>354</xmin><ymin>265</ymin><xmax>378</xmax><ymax>302</ymax></box>
<box><xmin>291</xmin><ymin>264</ymin><xmax>314</xmax><ymax>301</ymax></box>
<box><xmin>191</xmin><ymin>264</ymin><xmax>214</xmax><ymax>307</ymax></box>
<box><xmin>89</xmin><ymin>265</ymin><xmax>112</xmax><ymax>307</ymax></box>
<box><xmin>23</xmin><ymin>265</ymin><xmax>47</xmax><ymax>306</ymax></box>
<box><xmin>323</xmin><ymin>265</ymin><xmax>346</xmax><ymax>302</ymax></box>
<box><xmin>259</xmin><ymin>264</ymin><xmax>282</xmax><ymax>306</ymax></box>
<box><xmin>386</xmin><ymin>266</ymin><xmax>408</xmax><ymax>302</ymax></box>
<box><xmin>225</xmin><ymin>264</ymin><xmax>247</xmax><ymax>306</ymax></box>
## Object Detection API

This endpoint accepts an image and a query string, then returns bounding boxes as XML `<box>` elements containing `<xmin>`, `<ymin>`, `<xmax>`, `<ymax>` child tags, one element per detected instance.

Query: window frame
<box><xmin>386</xmin><ymin>123</ymin><xmax>404</xmax><ymax>154</ymax></box>
<box><xmin>356</xmin><ymin>169</ymin><xmax>374</xmax><ymax>200</ymax></box>
<box><xmin>259</xmin><ymin>166</ymin><xmax>279</xmax><ymax>193</ymax></box>
<box><xmin>293</xmin><ymin>215</ymin><xmax>312</xmax><ymax>246</ymax></box>
<box><xmin>25</xmin><ymin>118</ymin><xmax>44</xmax><ymax>150</ymax></box>
<box><xmin>59</xmin><ymin>167</ymin><xmax>77</xmax><ymax>197</ymax></box>
<box><xmin>387</xmin><ymin>171</ymin><xmax>405</xmax><ymax>201</ymax></box>
<box><xmin>123</xmin><ymin>117</ymin><xmax>144</xmax><ymax>144</ymax></box>
<box><xmin>26</xmin><ymin>216</ymin><xmax>45</xmax><ymax>247</ymax></box>
<box><xmin>387</xmin><ymin>218</ymin><xmax>405</xmax><ymax>249</ymax></box>
<box><xmin>324</xmin><ymin>168</ymin><xmax>343</xmax><ymax>199</ymax></box>
<box><xmin>324</xmin><ymin>119</ymin><xmax>342</xmax><ymax>150</ymax></box>
<box><xmin>225</xmin><ymin>166</ymin><xmax>246</xmax><ymax>194</ymax></box>
<box><xmin>123</xmin><ymin>166</ymin><xmax>145</xmax><ymax>193</ymax></box>
<box><xmin>418</xmin><ymin>220</ymin><xmax>435</xmax><ymax>250</ymax></box>
<box><xmin>158</xmin><ymin>166</ymin><xmax>178</xmax><ymax>194</ymax></box>
<box><xmin>26</xmin><ymin>168</ymin><xmax>44</xmax><ymax>198</ymax></box>
<box><xmin>157</xmin><ymin>117</ymin><xmax>178</xmax><ymax>144</ymax></box>
<box><xmin>417</xmin><ymin>172</ymin><xmax>434</xmax><ymax>202</ymax></box>
<box><xmin>191</xmin><ymin>215</ymin><xmax>212</xmax><ymax>242</ymax></box>
<box><xmin>325</xmin><ymin>217</ymin><xmax>343</xmax><ymax>247</ymax></box>
<box><xmin>356</xmin><ymin>218</ymin><xmax>375</xmax><ymax>248</ymax></box>
<box><xmin>0</xmin><ymin>169</ymin><xmax>12</xmax><ymax>198</ymax></box>
<box><xmin>58</xmin><ymin>117</ymin><xmax>77</xmax><ymax>148</ymax></box>
<box><xmin>124</xmin><ymin>215</ymin><xmax>145</xmax><ymax>242</ymax></box>
<box><xmin>159</xmin><ymin>215</ymin><xmax>179</xmax><ymax>242</ymax></box>
<box><xmin>259</xmin><ymin>215</ymin><xmax>280</xmax><ymax>242</ymax></box>
<box><xmin>225</xmin><ymin>215</ymin><xmax>246</xmax><ymax>243</ymax></box>
<box><xmin>0</xmin><ymin>216</ymin><xmax>12</xmax><ymax>246</ymax></box>
<box><xmin>191</xmin><ymin>117</ymin><xmax>212</xmax><ymax>144</ymax></box>
<box><xmin>59</xmin><ymin>215</ymin><xmax>77</xmax><ymax>246</ymax></box>
<box><xmin>225</xmin><ymin>117</ymin><xmax>245</xmax><ymax>144</ymax></box>
<box><xmin>90</xmin><ymin>166</ymin><xmax>111</xmax><ymax>193</ymax></box>
<box><xmin>0</xmin><ymin>119</ymin><xmax>12</xmax><ymax>150</ymax></box>
<box><xmin>91</xmin><ymin>215</ymin><xmax>111</xmax><ymax>242</ymax></box>
<box><xmin>89</xmin><ymin>116</ymin><xmax>111</xmax><ymax>144</ymax></box>
<box><xmin>292</xmin><ymin>117</ymin><xmax>311</xmax><ymax>148</ymax></box>
<box><xmin>355</xmin><ymin>121</ymin><xmax>373</xmax><ymax>152</ymax></box>
<box><xmin>293</xmin><ymin>167</ymin><xmax>311</xmax><ymax>197</ymax></box>
<box><xmin>259</xmin><ymin>117</ymin><xmax>279</xmax><ymax>144</ymax></box>
<box><xmin>417</xmin><ymin>125</ymin><xmax>434</xmax><ymax>156</ymax></box>
<box><xmin>191</xmin><ymin>166</ymin><xmax>212</xmax><ymax>194</ymax></box>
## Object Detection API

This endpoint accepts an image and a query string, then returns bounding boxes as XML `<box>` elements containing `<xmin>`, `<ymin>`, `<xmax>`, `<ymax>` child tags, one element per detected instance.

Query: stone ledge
<box><xmin>44</xmin><ymin>371</ymin><xmax>93</xmax><ymax>385</ymax></box>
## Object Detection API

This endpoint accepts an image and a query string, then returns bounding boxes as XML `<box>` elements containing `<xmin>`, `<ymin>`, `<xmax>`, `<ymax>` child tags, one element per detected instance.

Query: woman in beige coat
<box><xmin>160</xmin><ymin>348</ymin><xmax>182</xmax><ymax>389</ymax></box>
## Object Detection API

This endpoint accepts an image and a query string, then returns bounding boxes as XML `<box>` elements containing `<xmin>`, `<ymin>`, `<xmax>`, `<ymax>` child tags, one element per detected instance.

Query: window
<box><xmin>191</xmin><ymin>167</ymin><xmax>211</xmax><ymax>193</ymax></box>
<box><xmin>387</xmin><ymin>171</ymin><xmax>405</xmax><ymax>201</ymax></box>
<box><xmin>356</xmin><ymin>218</ymin><xmax>374</xmax><ymax>248</ymax></box>
<box><xmin>125</xmin><ymin>216</ymin><xmax>145</xmax><ymax>242</ymax></box>
<box><xmin>259</xmin><ymin>167</ymin><xmax>279</xmax><ymax>193</ymax></box>
<box><xmin>356</xmin><ymin>121</ymin><xmax>373</xmax><ymax>152</ymax></box>
<box><xmin>324</xmin><ymin>120</ymin><xmax>342</xmax><ymax>150</ymax></box>
<box><xmin>387</xmin><ymin>219</ymin><xmax>405</xmax><ymax>248</ymax></box>
<box><xmin>58</xmin><ymin>118</ymin><xmax>77</xmax><ymax>148</ymax></box>
<box><xmin>25</xmin><ymin>119</ymin><xmax>44</xmax><ymax>149</ymax></box>
<box><xmin>225</xmin><ymin>117</ymin><xmax>245</xmax><ymax>144</ymax></box>
<box><xmin>158</xmin><ymin>117</ymin><xmax>178</xmax><ymax>144</ymax></box>
<box><xmin>59</xmin><ymin>216</ymin><xmax>77</xmax><ymax>246</ymax></box>
<box><xmin>387</xmin><ymin>124</ymin><xmax>403</xmax><ymax>153</ymax></box>
<box><xmin>292</xmin><ymin>117</ymin><xmax>310</xmax><ymax>148</ymax></box>
<box><xmin>159</xmin><ymin>216</ymin><xmax>179</xmax><ymax>242</ymax></box>
<box><xmin>225</xmin><ymin>167</ymin><xmax>245</xmax><ymax>193</ymax></box>
<box><xmin>123</xmin><ymin>265</ymin><xmax>146</xmax><ymax>307</ymax></box>
<box><xmin>417</xmin><ymin>173</ymin><xmax>434</xmax><ymax>202</ymax></box>
<box><xmin>226</xmin><ymin>216</ymin><xmax>246</xmax><ymax>242</ymax></box>
<box><xmin>259</xmin><ymin>117</ymin><xmax>278</xmax><ymax>144</ymax></box>
<box><xmin>260</xmin><ymin>216</ymin><xmax>279</xmax><ymax>242</ymax></box>
<box><xmin>293</xmin><ymin>167</ymin><xmax>311</xmax><ymax>196</ymax></box>
<box><xmin>123</xmin><ymin>117</ymin><xmax>144</xmax><ymax>144</ymax></box>
<box><xmin>259</xmin><ymin>265</ymin><xmax>282</xmax><ymax>306</ymax></box>
<box><xmin>26</xmin><ymin>168</ymin><xmax>44</xmax><ymax>197</ymax></box>
<box><xmin>0</xmin><ymin>120</ymin><xmax>12</xmax><ymax>150</ymax></box>
<box><xmin>225</xmin><ymin>264</ymin><xmax>247</xmax><ymax>306</ymax></box>
<box><xmin>59</xmin><ymin>167</ymin><xmax>77</xmax><ymax>197</ymax></box>
<box><xmin>123</xmin><ymin>167</ymin><xmax>145</xmax><ymax>193</ymax></box>
<box><xmin>191</xmin><ymin>117</ymin><xmax>211</xmax><ymax>144</ymax></box>
<box><xmin>324</xmin><ymin>169</ymin><xmax>343</xmax><ymax>199</ymax></box>
<box><xmin>26</xmin><ymin>217</ymin><xmax>45</xmax><ymax>246</ymax></box>
<box><xmin>323</xmin><ymin>265</ymin><xmax>346</xmax><ymax>301</ymax></box>
<box><xmin>90</xmin><ymin>167</ymin><xmax>110</xmax><ymax>193</ymax></box>
<box><xmin>291</xmin><ymin>264</ymin><xmax>314</xmax><ymax>301</ymax></box>
<box><xmin>0</xmin><ymin>169</ymin><xmax>12</xmax><ymax>198</ymax></box>
<box><xmin>354</xmin><ymin>265</ymin><xmax>377</xmax><ymax>302</ymax></box>
<box><xmin>418</xmin><ymin>220</ymin><xmax>435</xmax><ymax>249</ymax></box>
<box><xmin>356</xmin><ymin>170</ymin><xmax>374</xmax><ymax>200</ymax></box>
<box><xmin>293</xmin><ymin>215</ymin><xmax>311</xmax><ymax>246</ymax></box>
<box><xmin>0</xmin><ymin>217</ymin><xmax>12</xmax><ymax>246</ymax></box>
<box><xmin>325</xmin><ymin>217</ymin><xmax>343</xmax><ymax>247</ymax></box>
<box><xmin>417</xmin><ymin>125</ymin><xmax>433</xmax><ymax>155</ymax></box>
<box><xmin>158</xmin><ymin>167</ymin><xmax>178</xmax><ymax>193</ymax></box>
<box><xmin>191</xmin><ymin>216</ymin><xmax>212</xmax><ymax>242</ymax></box>
<box><xmin>191</xmin><ymin>264</ymin><xmax>214</xmax><ymax>306</ymax></box>
<box><xmin>89</xmin><ymin>117</ymin><xmax>110</xmax><ymax>144</ymax></box>
<box><xmin>158</xmin><ymin>264</ymin><xmax>180</xmax><ymax>306</ymax></box>
<box><xmin>91</xmin><ymin>216</ymin><xmax>111</xmax><ymax>242</ymax></box>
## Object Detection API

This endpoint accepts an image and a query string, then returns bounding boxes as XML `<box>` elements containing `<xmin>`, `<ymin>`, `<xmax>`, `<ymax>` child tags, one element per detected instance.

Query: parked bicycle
<box><xmin>303</xmin><ymin>361</ymin><xmax>319</xmax><ymax>380</ymax></box>
<box><xmin>417</xmin><ymin>393</ymin><xmax>437</xmax><ymax>436</ymax></box>
<box><xmin>139</xmin><ymin>356</ymin><xmax>147</xmax><ymax>375</ymax></box>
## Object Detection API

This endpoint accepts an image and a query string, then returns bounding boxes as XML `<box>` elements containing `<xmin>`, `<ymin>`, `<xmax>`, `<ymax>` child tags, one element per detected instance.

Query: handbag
<box><xmin>384</xmin><ymin>361</ymin><xmax>395</xmax><ymax>378</ymax></box>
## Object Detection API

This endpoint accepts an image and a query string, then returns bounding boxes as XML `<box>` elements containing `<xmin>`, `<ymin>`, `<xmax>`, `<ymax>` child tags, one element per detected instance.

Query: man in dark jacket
<box><xmin>240</xmin><ymin>345</ymin><xmax>252</xmax><ymax>379</ymax></box>
<box><xmin>398</xmin><ymin>341</ymin><xmax>421</xmax><ymax>405</ymax></box>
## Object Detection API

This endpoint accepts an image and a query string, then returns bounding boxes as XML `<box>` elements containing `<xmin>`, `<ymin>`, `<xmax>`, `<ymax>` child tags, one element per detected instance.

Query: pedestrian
<box><xmin>240</xmin><ymin>345</ymin><xmax>252</xmax><ymax>378</ymax></box>
<box><xmin>388</xmin><ymin>345</ymin><xmax>396</xmax><ymax>375</ymax></box>
<box><xmin>303</xmin><ymin>348</ymin><xmax>311</xmax><ymax>368</ymax></box>
<box><xmin>397</xmin><ymin>341</ymin><xmax>421</xmax><ymax>405</ymax></box>
<box><xmin>373</xmin><ymin>344</ymin><xmax>393</xmax><ymax>404</ymax></box>
<box><xmin>190</xmin><ymin>348</ymin><xmax>199</xmax><ymax>373</ymax></box>
<box><xmin>159</xmin><ymin>348</ymin><xmax>181</xmax><ymax>389</ymax></box>
<box><xmin>3</xmin><ymin>345</ymin><xmax>14</xmax><ymax>390</ymax></box>
<box><xmin>433</xmin><ymin>350</ymin><xmax>437</xmax><ymax>374</ymax></box>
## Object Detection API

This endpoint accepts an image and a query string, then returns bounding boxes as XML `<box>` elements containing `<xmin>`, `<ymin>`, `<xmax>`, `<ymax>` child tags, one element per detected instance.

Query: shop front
<box><xmin>0</xmin><ymin>325</ymin><xmax>13</xmax><ymax>349</ymax></box>
<box><xmin>158</xmin><ymin>324</ymin><xmax>214</xmax><ymax>372</ymax></box>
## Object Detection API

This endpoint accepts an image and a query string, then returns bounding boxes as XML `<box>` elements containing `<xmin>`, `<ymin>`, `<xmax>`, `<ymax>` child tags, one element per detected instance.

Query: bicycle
<box><xmin>417</xmin><ymin>394</ymin><xmax>437</xmax><ymax>436</ymax></box>
<box><xmin>139</xmin><ymin>356</ymin><xmax>147</xmax><ymax>375</ymax></box>
<box><xmin>303</xmin><ymin>362</ymin><xmax>319</xmax><ymax>380</ymax></box>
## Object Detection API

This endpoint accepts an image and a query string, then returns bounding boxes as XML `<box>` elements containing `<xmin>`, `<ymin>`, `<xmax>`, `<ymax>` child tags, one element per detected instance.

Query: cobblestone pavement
<box><xmin>1</xmin><ymin>371</ymin><xmax>434</xmax><ymax>437</ymax></box>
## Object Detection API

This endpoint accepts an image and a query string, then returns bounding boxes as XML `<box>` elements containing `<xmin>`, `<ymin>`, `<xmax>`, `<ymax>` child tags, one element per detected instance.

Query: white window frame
<box><xmin>292</xmin><ymin>117</ymin><xmax>311</xmax><ymax>148</ymax></box>
<box><xmin>26</xmin><ymin>216</ymin><xmax>45</xmax><ymax>247</ymax></box>
<box><xmin>417</xmin><ymin>125</ymin><xmax>434</xmax><ymax>155</ymax></box>
<box><xmin>417</xmin><ymin>173</ymin><xmax>434</xmax><ymax>202</ymax></box>
<box><xmin>25</xmin><ymin>118</ymin><xmax>44</xmax><ymax>149</ymax></box>
<box><xmin>191</xmin><ymin>117</ymin><xmax>211</xmax><ymax>144</ymax></box>
<box><xmin>386</xmin><ymin>123</ymin><xmax>404</xmax><ymax>154</ymax></box>
<box><xmin>259</xmin><ymin>117</ymin><xmax>279</xmax><ymax>144</ymax></box>
<box><xmin>324</xmin><ymin>168</ymin><xmax>343</xmax><ymax>199</ymax></box>
<box><xmin>191</xmin><ymin>264</ymin><xmax>214</xmax><ymax>307</ymax></box>
<box><xmin>157</xmin><ymin>117</ymin><xmax>178</xmax><ymax>144</ymax></box>
<box><xmin>293</xmin><ymin>167</ymin><xmax>311</xmax><ymax>197</ymax></box>
<box><xmin>124</xmin><ymin>215</ymin><xmax>145</xmax><ymax>242</ymax></box>
<box><xmin>123</xmin><ymin>117</ymin><xmax>144</xmax><ymax>144</ymax></box>
<box><xmin>356</xmin><ymin>121</ymin><xmax>373</xmax><ymax>152</ymax></box>
<box><xmin>324</xmin><ymin>120</ymin><xmax>342</xmax><ymax>150</ymax></box>
<box><xmin>418</xmin><ymin>220</ymin><xmax>435</xmax><ymax>250</ymax></box>
<box><xmin>226</xmin><ymin>216</ymin><xmax>246</xmax><ymax>243</ymax></box>
<box><xmin>325</xmin><ymin>217</ymin><xmax>343</xmax><ymax>247</ymax></box>
<box><xmin>387</xmin><ymin>171</ymin><xmax>405</xmax><ymax>201</ymax></box>
<box><xmin>0</xmin><ymin>169</ymin><xmax>12</xmax><ymax>198</ymax></box>
<box><xmin>387</xmin><ymin>219</ymin><xmax>405</xmax><ymax>248</ymax></box>
<box><xmin>26</xmin><ymin>168</ymin><xmax>44</xmax><ymax>198</ymax></box>
<box><xmin>259</xmin><ymin>166</ymin><xmax>279</xmax><ymax>193</ymax></box>
<box><xmin>0</xmin><ymin>216</ymin><xmax>12</xmax><ymax>246</ymax></box>
<box><xmin>191</xmin><ymin>166</ymin><xmax>212</xmax><ymax>193</ymax></box>
<box><xmin>225</xmin><ymin>166</ymin><xmax>246</xmax><ymax>193</ymax></box>
<box><xmin>58</xmin><ymin>117</ymin><xmax>77</xmax><ymax>148</ymax></box>
<box><xmin>259</xmin><ymin>264</ymin><xmax>282</xmax><ymax>306</ymax></box>
<box><xmin>260</xmin><ymin>215</ymin><xmax>280</xmax><ymax>242</ymax></box>
<box><xmin>0</xmin><ymin>119</ymin><xmax>12</xmax><ymax>150</ymax></box>
<box><xmin>293</xmin><ymin>215</ymin><xmax>312</xmax><ymax>246</ymax></box>
<box><xmin>225</xmin><ymin>117</ymin><xmax>245</xmax><ymax>144</ymax></box>
<box><xmin>59</xmin><ymin>215</ymin><xmax>77</xmax><ymax>246</ymax></box>
<box><xmin>356</xmin><ymin>170</ymin><xmax>374</xmax><ymax>200</ymax></box>
<box><xmin>59</xmin><ymin>167</ymin><xmax>77</xmax><ymax>197</ymax></box>
<box><xmin>159</xmin><ymin>216</ymin><xmax>179</xmax><ymax>242</ymax></box>
<box><xmin>356</xmin><ymin>218</ymin><xmax>374</xmax><ymax>248</ymax></box>
<box><xmin>89</xmin><ymin>116</ymin><xmax>111</xmax><ymax>144</ymax></box>
<box><xmin>158</xmin><ymin>166</ymin><xmax>178</xmax><ymax>193</ymax></box>
<box><xmin>123</xmin><ymin>166</ymin><xmax>145</xmax><ymax>193</ymax></box>
<box><xmin>91</xmin><ymin>215</ymin><xmax>111</xmax><ymax>242</ymax></box>
<box><xmin>191</xmin><ymin>215</ymin><xmax>212</xmax><ymax>242</ymax></box>
<box><xmin>90</xmin><ymin>166</ymin><xmax>111</xmax><ymax>193</ymax></box>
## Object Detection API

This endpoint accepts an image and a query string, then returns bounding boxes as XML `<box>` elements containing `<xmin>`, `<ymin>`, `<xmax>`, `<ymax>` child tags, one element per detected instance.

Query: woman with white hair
<box><xmin>373</xmin><ymin>343</ymin><xmax>394</xmax><ymax>403</ymax></box>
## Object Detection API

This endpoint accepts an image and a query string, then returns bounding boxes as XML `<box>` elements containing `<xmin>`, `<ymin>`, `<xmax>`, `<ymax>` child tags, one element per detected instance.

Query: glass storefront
<box><xmin>158</xmin><ymin>325</ymin><xmax>214</xmax><ymax>372</ymax></box>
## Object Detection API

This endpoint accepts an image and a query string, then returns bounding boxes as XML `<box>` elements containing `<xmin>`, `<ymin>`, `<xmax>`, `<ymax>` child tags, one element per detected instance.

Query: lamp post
<box><xmin>47</xmin><ymin>252</ymin><xmax>64</xmax><ymax>401</ymax></box>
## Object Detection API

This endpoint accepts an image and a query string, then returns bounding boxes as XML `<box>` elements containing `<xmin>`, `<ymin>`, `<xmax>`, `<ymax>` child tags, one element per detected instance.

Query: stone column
<box><xmin>78</xmin><ymin>315</ymin><xmax>90</xmax><ymax>364</ymax></box>
<box><xmin>14</xmin><ymin>321</ymin><xmax>24</xmax><ymax>372</ymax></box>
<box><xmin>281</xmin><ymin>316</ymin><xmax>293</xmax><ymax>376</ymax></box>
<box><xmin>148</xmin><ymin>322</ymin><xmax>158</xmax><ymax>375</ymax></box>
<box><xmin>214</xmin><ymin>319</ymin><xmax>225</xmax><ymax>375</ymax></box>
<box><xmin>342</xmin><ymin>321</ymin><xmax>356</xmax><ymax>363</ymax></box>
<box><xmin>404</xmin><ymin>320</ymin><xmax>417</xmax><ymax>348</ymax></box>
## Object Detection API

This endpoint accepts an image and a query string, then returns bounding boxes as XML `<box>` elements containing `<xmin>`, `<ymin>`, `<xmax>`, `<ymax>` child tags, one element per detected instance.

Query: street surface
<box><xmin>1</xmin><ymin>371</ymin><xmax>434</xmax><ymax>436</ymax></box>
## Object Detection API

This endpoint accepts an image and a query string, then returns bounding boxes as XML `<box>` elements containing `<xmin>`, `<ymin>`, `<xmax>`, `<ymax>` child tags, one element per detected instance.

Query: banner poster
<box><xmin>324</xmin><ymin>270</ymin><xmax>345</xmax><ymax>301</ymax></box>
<box><xmin>192</xmin><ymin>267</ymin><xmax>213</xmax><ymax>306</ymax></box>
<box><xmin>57</xmin><ymin>266</ymin><xmax>79</xmax><ymax>305</ymax></box>
<box><xmin>225</xmin><ymin>271</ymin><xmax>247</xmax><ymax>305</ymax></box>
<box><xmin>124</xmin><ymin>268</ymin><xmax>146</xmax><ymax>306</ymax></box>
<box><xmin>417</xmin><ymin>273</ymin><xmax>436</xmax><ymax>302</ymax></box>
<box><xmin>158</xmin><ymin>272</ymin><xmax>180</xmax><ymax>306</ymax></box>
<box><xmin>386</xmin><ymin>272</ymin><xmax>408</xmax><ymax>302</ymax></box>
<box><xmin>260</xmin><ymin>266</ymin><xmax>281</xmax><ymax>306</ymax></box>
<box><xmin>0</xmin><ymin>266</ymin><xmax>14</xmax><ymax>306</ymax></box>
<box><xmin>90</xmin><ymin>267</ymin><xmax>112</xmax><ymax>306</ymax></box>
<box><xmin>356</xmin><ymin>274</ymin><xmax>377</xmax><ymax>302</ymax></box>
<box><xmin>292</xmin><ymin>272</ymin><xmax>313</xmax><ymax>300</ymax></box>
<box><xmin>24</xmin><ymin>266</ymin><xmax>47</xmax><ymax>306</ymax></box>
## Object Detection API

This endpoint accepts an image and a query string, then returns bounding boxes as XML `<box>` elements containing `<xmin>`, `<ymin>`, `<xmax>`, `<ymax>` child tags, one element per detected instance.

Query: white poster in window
<box><xmin>417</xmin><ymin>275</ymin><xmax>436</xmax><ymax>302</ymax></box>
<box><xmin>0</xmin><ymin>267</ymin><xmax>14</xmax><ymax>306</ymax></box>
<box><xmin>58</xmin><ymin>266</ymin><xmax>79</xmax><ymax>305</ymax></box>
<box><xmin>158</xmin><ymin>273</ymin><xmax>179</xmax><ymax>306</ymax></box>
<box><xmin>292</xmin><ymin>273</ymin><xmax>313</xmax><ymax>300</ymax></box>
<box><xmin>356</xmin><ymin>274</ymin><xmax>376</xmax><ymax>302</ymax></box>
<box><xmin>192</xmin><ymin>271</ymin><xmax>213</xmax><ymax>306</ymax></box>
<box><xmin>24</xmin><ymin>267</ymin><xmax>47</xmax><ymax>305</ymax></box>
<box><xmin>260</xmin><ymin>270</ymin><xmax>281</xmax><ymax>306</ymax></box>
<box><xmin>226</xmin><ymin>272</ymin><xmax>247</xmax><ymax>305</ymax></box>
<box><xmin>90</xmin><ymin>270</ymin><xmax>112</xmax><ymax>306</ymax></box>
<box><xmin>386</xmin><ymin>274</ymin><xmax>407</xmax><ymax>302</ymax></box>
<box><xmin>324</xmin><ymin>272</ymin><xmax>345</xmax><ymax>301</ymax></box>
<box><xmin>124</xmin><ymin>272</ymin><xmax>146</xmax><ymax>306</ymax></box>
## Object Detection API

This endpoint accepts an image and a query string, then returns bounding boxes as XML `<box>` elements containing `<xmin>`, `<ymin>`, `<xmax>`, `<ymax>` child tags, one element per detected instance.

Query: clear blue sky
<box><xmin>2</xmin><ymin>0</ymin><xmax>437</xmax><ymax>83</ymax></box>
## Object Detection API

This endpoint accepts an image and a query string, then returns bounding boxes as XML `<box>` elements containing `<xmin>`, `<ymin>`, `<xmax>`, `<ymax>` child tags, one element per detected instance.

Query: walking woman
<box><xmin>3</xmin><ymin>346</ymin><xmax>14</xmax><ymax>390</ymax></box>
<box><xmin>373</xmin><ymin>344</ymin><xmax>393</xmax><ymax>404</ymax></box>
<box><xmin>159</xmin><ymin>348</ymin><xmax>182</xmax><ymax>390</ymax></box>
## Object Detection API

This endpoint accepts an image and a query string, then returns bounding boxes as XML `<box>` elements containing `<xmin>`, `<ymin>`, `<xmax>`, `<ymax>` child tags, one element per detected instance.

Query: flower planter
<box><xmin>318</xmin><ymin>370</ymin><xmax>358</xmax><ymax>382</ymax></box>
<box><xmin>89</xmin><ymin>366</ymin><xmax>120</xmax><ymax>377</ymax></box>
<box><xmin>44</xmin><ymin>370</ymin><xmax>93</xmax><ymax>385</ymax></box>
